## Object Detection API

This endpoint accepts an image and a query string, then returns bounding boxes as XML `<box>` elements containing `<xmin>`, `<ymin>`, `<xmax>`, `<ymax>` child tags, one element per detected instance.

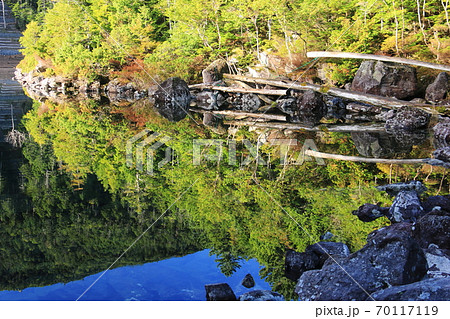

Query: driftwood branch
<box><xmin>307</xmin><ymin>51</ymin><xmax>450</xmax><ymax>72</ymax></box>
<box><xmin>304</xmin><ymin>150</ymin><xmax>428</xmax><ymax>164</ymax></box>
<box><xmin>223</xmin><ymin>120</ymin><xmax>386</xmax><ymax>133</ymax></box>
<box><xmin>189</xmin><ymin>83</ymin><xmax>286</xmax><ymax>96</ymax></box>
<box><xmin>223</xmin><ymin>74</ymin><xmax>440</xmax><ymax>115</ymax></box>
<box><xmin>190</xmin><ymin>108</ymin><xmax>286</xmax><ymax>121</ymax></box>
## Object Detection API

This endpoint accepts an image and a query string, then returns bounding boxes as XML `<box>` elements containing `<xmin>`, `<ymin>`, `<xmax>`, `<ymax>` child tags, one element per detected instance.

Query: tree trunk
<box><xmin>305</xmin><ymin>150</ymin><xmax>427</xmax><ymax>164</ymax></box>
<box><xmin>1</xmin><ymin>0</ymin><xmax>6</xmax><ymax>29</ymax></box>
<box><xmin>306</xmin><ymin>51</ymin><xmax>450</xmax><ymax>71</ymax></box>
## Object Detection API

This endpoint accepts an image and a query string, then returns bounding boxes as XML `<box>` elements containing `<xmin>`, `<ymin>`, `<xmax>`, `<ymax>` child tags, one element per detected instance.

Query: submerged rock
<box><xmin>239</xmin><ymin>290</ymin><xmax>285</xmax><ymax>301</ymax></box>
<box><xmin>241</xmin><ymin>274</ymin><xmax>255</xmax><ymax>289</ymax></box>
<box><xmin>205</xmin><ymin>283</ymin><xmax>237</xmax><ymax>301</ymax></box>
<box><xmin>295</xmin><ymin>223</ymin><xmax>427</xmax><ymax>301</ymax></box>
<box><xmin>351</xmin><ymin>61</ymin><xmax>418</xmax><ymax>100</ymax></box>
<box><xmin>369</xmin><ymin>278</ymin><xmax>450</xmax><ymax>301</ymax></box>
<box><xmin>425</xmin><ymin>72</ymin><xmax>449</xmax><ymax>103</ymax></box>
<box><xmin>153</xmin><ymin>77</ymin><xmax>191</xmax><ymax>122</ymax></box>
<box><xmin>385</xmin><ymin>106</ymin><xmax>430</xmax><ymax>131</ymax></box>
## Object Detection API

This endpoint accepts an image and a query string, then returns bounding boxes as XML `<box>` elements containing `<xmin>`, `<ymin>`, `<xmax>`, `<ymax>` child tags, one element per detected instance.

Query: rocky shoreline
<box><xmin>206</xmin><ymin>181</ymin><xmax>449</xmax><ymax>301</ymax></box>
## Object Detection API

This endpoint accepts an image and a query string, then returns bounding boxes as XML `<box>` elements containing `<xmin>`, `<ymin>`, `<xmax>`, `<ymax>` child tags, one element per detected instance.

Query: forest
<box><xmin>5</xmin><ymin>0</ymin><xmax>450</xmax><ymax>83</ymax></box>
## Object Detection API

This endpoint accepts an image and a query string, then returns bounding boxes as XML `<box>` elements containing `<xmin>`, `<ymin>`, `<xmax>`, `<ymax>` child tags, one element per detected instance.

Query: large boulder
<box><xmin>389</xmin><ymin>190</ymin><xmax>424</xmax><ymax>223</ymax></box>
<box><xmin>351</xmin><ymin>61</ymin><xmax>418</xmax><ymax>99</ymax></box>
<box><xmin>351</xmin><ymin>131</ymin><xmax>425</xmax><ymax>158</ymax></box>
<box><xmin>422</xmin><ymin>195</ymin><xmax>450</xmax><ymax>214</ymax></box>
<box><xmin>202</xmin><ymin>59</ymin><xmax>229</xmax><ymax>84</ymax></box>
<box><xmin>285</xmin><ymin>249</ymin><xmax>320</xmax><ymax>281</ymax></box>
<box><xmin>239</xmin><ymin>290</ymin><xmax>285</xmax><ymax>301</ymax></box>
<box><xmin>290</xmin><ymin>90</ymin><xmax>327</xmax><ymax>124</ymax></box>
<box><xmin>424</xmin><ymin>244</ymin><xmax>450</xmax><ymax>278</ymax></box>
<box><xmin>385</xmin><ymin>106</ymin><xmax>430</xmax><ymax>131</ymax></box>
<box><xmin>433</xmin><ymin>119</ymin><xmax>450</xmax><ymax>148</ymax></box>
<box><xmin>433</xmin><ymin>147</ymin><xmax>450</xmax><ymax>163</ymax></box>
<box><xmin>153</xmin><ymin>77</ymin><xmax>191</xmax><ymax>122</ymax></box>
<box><xmin>295</xmin><ymin>223</ymin><xmax>427</xmax><ymax>301</ymax></box>
<box><xmin>413</xmin><ymin>206</ymin><xmax>450</xmax><ymax>251</ymax></box>
<box><xmin>305</xmin><ymin>242</ymin><xmax>350</xmax><ymax>266</ymax></box>
<box><xmin>205</xmin><ymin>283</ymin><xmax>237</xmax><ymax>301</ymax></box>
<box><xmin>425</xmin><ymin>72</ymin><xmax>449</xmax><ymax>103</ymax></box>
<box><xmin>369</xmin><ymin>278</ymin><xmax>450</xmax><ymax>301</ymax></box>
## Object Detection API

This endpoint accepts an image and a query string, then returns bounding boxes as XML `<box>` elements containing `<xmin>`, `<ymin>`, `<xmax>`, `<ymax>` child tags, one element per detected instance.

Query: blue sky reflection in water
<box><xmin>0</xmin><ymin>250</ymin><xmax>270</xmax><ymax>301</ymax></box>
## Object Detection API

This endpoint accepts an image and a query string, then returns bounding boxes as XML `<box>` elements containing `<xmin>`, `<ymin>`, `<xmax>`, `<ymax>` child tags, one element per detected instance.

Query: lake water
<box><xmin>0</xmin><ymin>15</ymin><xmax>448</xmax><ymax>301</ymax></box>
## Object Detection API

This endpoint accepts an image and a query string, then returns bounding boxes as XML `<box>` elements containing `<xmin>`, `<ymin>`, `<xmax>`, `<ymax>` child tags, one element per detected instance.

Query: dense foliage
<box><xmin>9</xmin><ymin>97</ymin><xmax>446</xmax><ymax>298</ymax></box>
<box><xmin>8</xmin><ymin>0</ymin><xmax>450</xmax><ymax>82</ymax></box>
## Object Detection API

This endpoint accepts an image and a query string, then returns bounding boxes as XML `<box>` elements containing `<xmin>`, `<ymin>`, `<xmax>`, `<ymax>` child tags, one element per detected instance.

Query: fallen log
<box><xmin>307</xmin><ymin>51</ymin><xmax>450</xmax><ymax>72</ymax></box>
<box><xmin>223</xmin><ymin>120</ymin><xmax>386</xmax><ymax>133</ymax></box>
<box><xmin>223</xmin><ymin>74</ymin><xmax>440</xmax><ymax>115</ymax></box>
<box><xmin>304</xmin><ymin>150</ymin><xmax>429</xmax><ymax>164</ymax></box>
<box><xmin>189</xmin><ymin>83</ymin><xmax>286</xmax><ymax>96</ymax></box>
<box><xmin>190</xmin><ymin>108</ymin><xmax>286</xmax><ymax>121</ymax></box>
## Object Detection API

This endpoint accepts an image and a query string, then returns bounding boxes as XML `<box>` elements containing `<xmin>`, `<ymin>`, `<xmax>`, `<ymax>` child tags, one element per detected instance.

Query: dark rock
<box><xmin>369</xmin><ymin>278</ymin><xmax>450</xmax><ymax>301</ymax></box>
<box><xmin>376</xmin><ymin>180</ymin><xmax>427</xmax><ymax>197</ymax></box>
<box><xmin>241</xmin><ymin>274</ymin><xmax>255</xmax><ymax>288</ymax></box>
<box><xmin>153</xmin><ymin>77</ymin><xmax>191</xmax><ymax>122</ymax></box>
<box><xmin>425</xmin><ymin>72</ymin><xmax>449</xmax><ymax>103</ymax></box>
<box><xmin>285</xmin><ymin>249</ymin><xmax>320</xmax><ymax>281</ymax></box>
<box><xmin>205</xmin><ymin>283</ymin><xmax>237</xmax><ymax>301</ymax></box>
<box><xmin>433</xmin><ymin>119</ymin><xmax>450</xmax><ymax>148</ymax></box>
<box><xmin>202</xmin><ymin>59</ymin><xmax>229</xmax><ymax>84</ymax></box>
<box><xmin>346</xmin><ymin>102</ymin><xmax>383</xmax><ymax>114</ymax></box>
<box><xmin>424</xmin><ymin>244</ymin><xmax>450</xmax><ymax>278</ymax></box>
<box><xmin>202</xmin><ymin>113</ymin><xmax>219</xmax><ymax>127</ymax></box>
<box><xmin>389</xmin><ymin>190</ymin><xmax>424</xmax><ymax>223</ymax></box>
<box><xmin>351</xmin><ymin>132</ymin><xmax>404</xmax><ymax>158</ymax></box>
<box><xmin>422</xmin><ymin>195</ymin><xmax>450</xmax><ymax>214</ymax></box>
<box><xmin>433</xmin><ymin>147</ymin><xmax>450</xmax><ymax>163</ymax></box>
<box><xmin>320</xmin><ymin>232</ymin><xmax>335</xmax><ymax>241</ymax></box>
<box><xmin>385</xmin><ymin>106</ymin><xmax>430</xmax><ymax>131</ymax></box>
<box><xmin>232</xmin><ymin>93</ymin><xmax>261</xmax><ymax>112</ymax></box>
<box><xmin>413</xmin><ymin>207</ymin><xmax>450</xmax><ymax>250</ymax></box>
<box><xmin>277</xmin><ymin>96</ymin><xmax>297</xmax><ymax>116</ymax></box>
<box><xmin>295</xmin><ymin>223</ymin><xmax>427</xmax><ymax>301</ymax></box>
<box><xmin>352</xmin><ymin>203</ymin><xmax>390</xmax><ymax>222</ymax></box>
<box><xmin>305</xmin><ymin>242</ymin><xmax>350</xmax><ymax>266</ymax></box>
<box><xmin>239</xmin><ymin>290</ymin><xmax>285</xmax><ymax>301</ymax></box>
<box><xmin>194</xmin><ymin>90</ymin><xmax>219</xmax><ymax>110</ymax></box>
<box><xmin>290</xmin><ymin>90</ymin><xmax>327</xmax><ymax>124</ymax></box>
<box><xmin>351</xmin><ymin>61</ymin><xmax>418</xmax><ymax>99</ymax></box>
